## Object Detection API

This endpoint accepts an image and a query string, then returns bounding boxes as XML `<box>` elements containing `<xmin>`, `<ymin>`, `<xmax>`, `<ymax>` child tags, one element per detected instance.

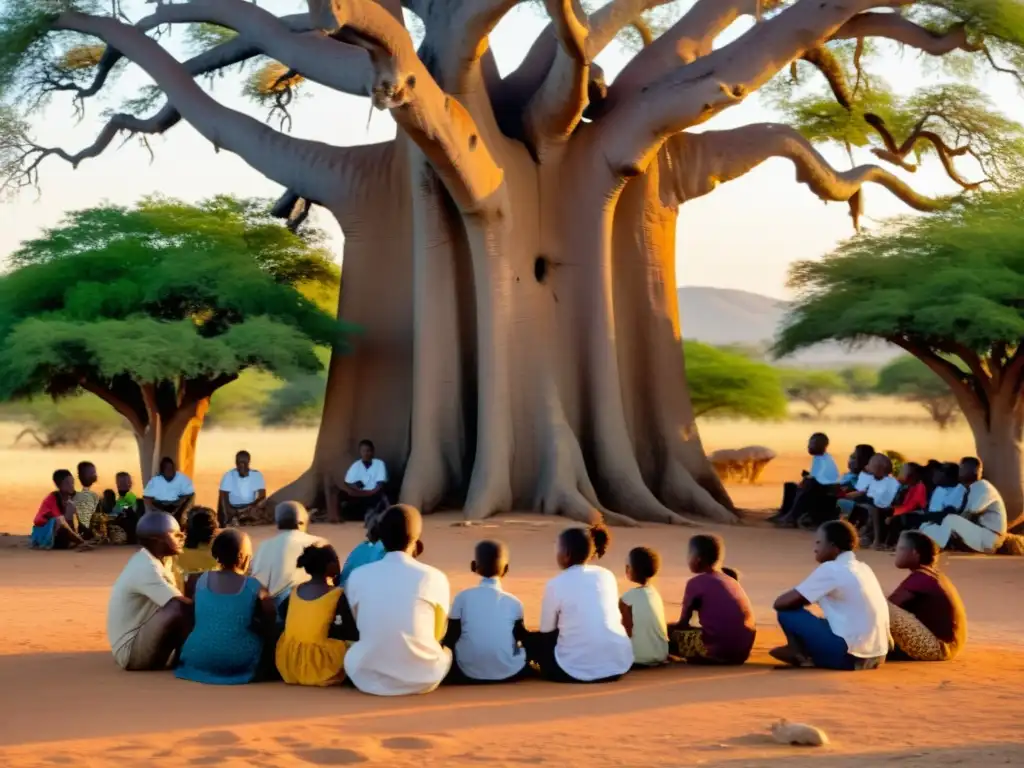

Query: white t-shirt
<box><xmin>854</xmin><ymin>471</ymin><xmax>873</xmax><ymax>492</ymax></box>
<box><xmin>344</xmin><ymin>551</ymin><xmax>451</xmax><ymax>695</ymax></box>
<box><xmin>865</xmin><ymin>475</ymin><xmax>901</xmax><ymax>508</ymax></box>
<box><xmin>929</xmin><ymin>484</ymin><xmax>967</xmax><ymax>513</ymax></box>
<box><xmin>450</xmin><ymin>577</ymin><xmax>527</xmax><ymax>681</ymax></box>
<box><xmin>250</xmin><ymin>529</ymin><xmax>325</xmax><ymax>598</ymax></box>
<box><xmin>540</xmin><ymin>564</ymin><xmax>634</xmax><ymax>681</ymax></box>
<box><xmin>809</xmin><ymin>454</ymin><xmax>840</xmax><ymax>485</ymax></box>
<box><xmin>621</xmin><ymin>585</ymin><xmax>669</xmax><ymax>666</ymax></box>
<box><xmin>965</xmin><ymin>479</ymin><xmax>1008</xmax><ymax>535</ymax></box>
<box><xmin>143</xmin><ymin>473</ymin><xmax>195</xmax><ymax>503</ymax></box>
<box><xmin>106</xmin><ymin>549</ymin><xmax>182</xmax><ymax>669</ymax></box>
<box><xmin>344</xmin><ymin>459</ymin><xmax>388</xmax><ymax>490</ymax></box>
<box><xmin>796</xmin><ymin>551</ymin><xmax>890</xmax><ymax>659</ymax></box>
<box><xmin>219</xmin><ymin>468</ymin><xmax>266</xmax><ymax>506</ymax></box>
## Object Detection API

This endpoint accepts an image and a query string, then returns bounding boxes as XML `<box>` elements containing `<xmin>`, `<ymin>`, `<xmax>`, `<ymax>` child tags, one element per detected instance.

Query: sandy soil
<box><xmin>2</xmin><ymin>424</ymin><xmax>1022</xmax><ymax>767</ymax></box>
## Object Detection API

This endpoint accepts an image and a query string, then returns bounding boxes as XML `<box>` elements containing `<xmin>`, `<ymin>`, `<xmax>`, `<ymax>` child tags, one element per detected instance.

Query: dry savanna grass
<box><xmin>0</xmin><ymin>398</ymin><xmax>975</xmax><ymax>533</ymax></box>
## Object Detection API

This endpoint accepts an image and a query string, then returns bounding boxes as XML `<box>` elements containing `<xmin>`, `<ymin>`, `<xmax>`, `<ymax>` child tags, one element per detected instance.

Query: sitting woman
<box><xmin>174</xmin><ymin>507</ymin><xmax>220</xmax><ymax>594</ymax></box>
<box><xmin>276</xmin><ymin>544</ymin><xmax>352</xmax><ymax>686</ymax></box>
<box><xmin>175</xmin><ymin>529</ymin><xmax>277</xmax><ymax>685</ymax></box>
<box><xmin>888</xmin><ymin>531</ymin><xmax>966</xmax><ymax>662</ymax></box>
<box><xmin>530</xmin><ymin>527</ymin><xmax>634</xmax><ymax>683</ymax></box>
<box><xmin>31</xmin><ymin>469</ymin><xmax>91</xmax><ymax>551</ymax></box>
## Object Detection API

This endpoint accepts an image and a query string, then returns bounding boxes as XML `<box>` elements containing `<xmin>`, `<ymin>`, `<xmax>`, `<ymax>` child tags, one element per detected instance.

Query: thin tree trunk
<box><xmin>134</xmin><ymin>398</ymin><xmax>210</xmax><ymax>483</ymax></box>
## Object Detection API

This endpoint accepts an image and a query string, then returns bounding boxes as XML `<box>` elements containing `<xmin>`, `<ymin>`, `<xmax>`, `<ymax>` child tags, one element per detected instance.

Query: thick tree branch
<box><xmin>448</xmin><ymin>0</ymin><xmax>522</xmax><ymax>91</ymax></box>
<box><xmin>80</xmin><ymin>379</ymin><xmax>146</xmax><ymax>436</ymax></box>
<box><xmin>830</xmin><ymin>13</ymin><xmax>981</xmax><ymax>55</ymax></box>
<box><xmin>865</xmin><ymin>114</ymin><xmax>983</xmax><ymax>190</ymax></box>
<box><xmin>596</xmin><ymin>0</ymin><xmax>908</xmax><ymax>174</ymax></box>
<box><xmin>888</xmin><ymin>337</ymin><xmax>989</xmax><ymax>427</ymax></box>
<box><xmin>523</xmin><ymin>0</ymin><xmax>592</xmax><ymax>147</ymax></box>
<box><xmin>49</xmin><ymin>12</ymin><xmax>362</xmax><ymax>209</ymax></box>
<box><xmin>587</xmin><ymin>0</ymin><xmax>673</xmax><ymax>57</ymax></box>
<box><xmin>659</xmin><ymin>124</ymin><xmax>949</xmax><ymax>228</ymax></box>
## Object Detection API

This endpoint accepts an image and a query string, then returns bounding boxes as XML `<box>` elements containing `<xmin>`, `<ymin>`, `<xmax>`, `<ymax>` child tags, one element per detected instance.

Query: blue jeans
<box><xmin>777</xmin><ymin>608</ymin><xmax>859</xmax><ymax>671</ymax></box>
<box><xmin>837</xmin><ymin>498</ymin><xmax>856</xmax><ymax>517</ymax></box>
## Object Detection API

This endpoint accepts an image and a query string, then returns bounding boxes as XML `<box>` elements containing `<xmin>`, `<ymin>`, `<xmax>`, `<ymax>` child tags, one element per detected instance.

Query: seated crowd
<box><xmin>771</xmin><ymin>433</ymin><xmax>1009</xmax><ymax>556</ymax></box>
<box><xmin>102</xmin><ymin>500</ymin><xmax>967</xmax><ymax>694</ymax></box>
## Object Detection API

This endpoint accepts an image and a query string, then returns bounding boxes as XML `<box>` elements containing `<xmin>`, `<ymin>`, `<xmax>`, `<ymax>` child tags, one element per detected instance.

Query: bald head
<box><xmin>136</xmin><ymin>512</ymin><xmax>183</xmax><ymax>558</ymax></box>
<box><xmin>275</xmin><ymin>501</ymin><xmax>309</xmax><ymax>531</ymax></box>
<box><xmin>377</xmin><ymin>504</ymin><xmax>423</xmax><ymax>553</ymax></box>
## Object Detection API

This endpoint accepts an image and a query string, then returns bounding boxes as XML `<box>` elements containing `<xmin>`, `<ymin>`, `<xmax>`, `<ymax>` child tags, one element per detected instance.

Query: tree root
<box><xmin>660</xmin><ymin>458</ymin><xmax>739</xmax><ymax>524</ymax></box>
<box><xmin>400</xmin><ymin>444</ymin><xmax>453</xmax><ymax>514</ymax></box>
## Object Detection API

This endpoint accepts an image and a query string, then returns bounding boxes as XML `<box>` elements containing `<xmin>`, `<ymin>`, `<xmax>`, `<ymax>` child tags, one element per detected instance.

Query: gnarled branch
<box><xmin>865</xmin><ymin>113</ymin><xmax>983</xmax><ymax>190</ymax></box>
<box><xmin>831</xmin><ymin>13</ymin><xmax>980</xmax><ymax>55</ymax></box>
<box><xmin>660</xmin><ymin>123</ymin><xmax>949</xmax><ymax>229</ymax></box>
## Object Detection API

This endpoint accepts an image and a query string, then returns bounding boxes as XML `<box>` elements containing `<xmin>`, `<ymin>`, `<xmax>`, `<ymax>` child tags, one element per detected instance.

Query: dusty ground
<box><xmin>1</xmin><ymin>422</ymin><xmax>1022</xmax><ymax>767</ymax></box>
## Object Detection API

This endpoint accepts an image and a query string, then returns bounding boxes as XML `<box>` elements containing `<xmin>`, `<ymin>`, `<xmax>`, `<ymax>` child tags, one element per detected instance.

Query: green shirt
<box><xmin>112</xmin><ymin>492</ymin><xmax>138</xmax><ymax>516</ymax></box>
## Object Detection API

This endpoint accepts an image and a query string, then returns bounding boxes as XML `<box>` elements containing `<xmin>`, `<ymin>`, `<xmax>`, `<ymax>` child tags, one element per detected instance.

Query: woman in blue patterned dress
<box><xmin>175</xmin><ymin>529</ymin><xmax>277</xmax><ymax>684</ymax></box>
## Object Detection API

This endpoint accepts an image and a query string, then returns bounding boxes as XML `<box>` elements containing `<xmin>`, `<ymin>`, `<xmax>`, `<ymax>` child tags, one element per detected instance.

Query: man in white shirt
<box><xmin>334</xmin><ymin>439</ymin><xmax>389</xmax><ymax>522</ymax></box>
<box><xmin>107</xmin><ymin>512</ymin><xmax>194</xmax><ymax>670</ymax></box>
<box><xmin>772</xmin><ymin>520</ymin><xmax>890</xmax><ymax>671</ymax></box>
<box><xmin>250</xmin><ymin>502</ymin><xmax>325</xmax><ymax>604</ymax></box>
<box><xmin>344</xmin><ymin>504</ymin><xmax>451</xmax><ymax>695</ymax></box>
<box><xmin>443</xmin><ymin>541</ymin><xmax>528</xmax><ymax>683</ymax></box>
<box><xmin>218</xmin><ymin>450</ymin><xmax>268</xmax><ymax>526</ymax></box>
<box><xmin>142</xmin><ymin>457</ymin><xmax>196</xmax><ymax>525</ymax></box>
<box><xmin>922</xmin><ymin>457</ymin><xmax>1008</xmax><ymax>554</ymax></box>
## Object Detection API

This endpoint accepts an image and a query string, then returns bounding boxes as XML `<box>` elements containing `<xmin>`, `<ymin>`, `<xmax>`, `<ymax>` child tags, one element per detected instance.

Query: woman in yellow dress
<box><xmin>276</xmin><ymin>544</ymin><xmax>351</xmax><ymax>686</ymax></box>
<box><xmin>174</xmin><ymin>507</ymin><xmax>220</xmax><ymax>594</ymax></box>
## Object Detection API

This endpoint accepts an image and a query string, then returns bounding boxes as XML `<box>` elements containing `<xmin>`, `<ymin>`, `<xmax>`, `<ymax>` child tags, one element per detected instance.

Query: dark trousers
<box><xmin>340</xmin><ymin>490</ymin><xmax>389</xmax><ymax>522</ymax></box>
<box><xmin>521</xmin><ymin>631</ymin><xmax>622</xmax><ymax>684</ymax></box>
<box><xmin>778</xmin><ymin>482</ymin><xmax>838</xmax><ymax>526</ymax></box>
<box><xmin>777</xmin><ymin>608</ymin><xmax>884</xmax><ymax>671</ymax></box>
<box><xmin>444</xmin><ymin>654</ymin><xmax>531</xmax><ymax>685</ymax></box>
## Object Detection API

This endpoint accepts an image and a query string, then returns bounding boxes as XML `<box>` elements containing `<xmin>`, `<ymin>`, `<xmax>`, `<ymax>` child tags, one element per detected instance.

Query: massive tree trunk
<box><xmin>43</xmin><ymin>0</ymin><xmax>973</xmax><ymax>524</ymax></box>
<box><xmin>971</xmin><ymin>395</ymin><xmax>1024</xmax><ymax>531</ymax></box>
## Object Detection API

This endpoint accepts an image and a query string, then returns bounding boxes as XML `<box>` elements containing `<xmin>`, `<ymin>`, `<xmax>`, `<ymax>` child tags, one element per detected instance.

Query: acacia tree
<box><xmin>777</xmin><ymin>190</ymin><xmax>1024</xmax><ymax>528</ymax></box>
<box><xmin>685</xmin><ymin>341</ymin><xmax>786</xmax><ymax>420</ymax></box>
<box><xmin>781</xmin><ymin>369</ymin><xmax>846</xmax><ymax>417</ymax></box>
<box><xmin>0</xmin><ymin>196</ymin><xmax>345</xmax><ymax>482</ymax></box>
<box><xmin>3</xmin><ymin>0</ymin><xmax>1024</xmax><ymax>525</ymax></box>
<box><xmin>877</xmin><ymin>356</ymin><xmax>959</xmax><ymax>429</ymax></box>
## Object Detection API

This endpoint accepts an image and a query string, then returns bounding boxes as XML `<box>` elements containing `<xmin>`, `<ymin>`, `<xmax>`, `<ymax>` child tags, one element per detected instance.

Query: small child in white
<box><xmin>619</xmin><ymin>547</ymin><xmax>669</xmax><ymax>667</ymax></box>
<box><xmin>443</xmin><ymin>540</ymin><xmax>529</xmax><ymax>684</ymax></box>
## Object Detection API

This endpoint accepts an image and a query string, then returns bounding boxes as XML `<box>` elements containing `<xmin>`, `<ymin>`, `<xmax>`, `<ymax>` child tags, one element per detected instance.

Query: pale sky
<box><xmin>1</xmin><ymin>3</ymin><xmax>1017</xmax><ymax>299</ymax></box>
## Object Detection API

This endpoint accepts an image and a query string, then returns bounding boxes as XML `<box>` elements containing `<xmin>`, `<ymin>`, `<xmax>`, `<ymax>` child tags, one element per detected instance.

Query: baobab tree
<box><xmin>2</xmin><ymin>0</ymin><xmax>1023</xmax><ymax>525</ymax></box>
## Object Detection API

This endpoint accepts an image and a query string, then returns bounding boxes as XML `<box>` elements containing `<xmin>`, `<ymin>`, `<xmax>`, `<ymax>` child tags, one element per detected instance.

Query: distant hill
<box><xmin>677</xmin><ymin>286</ymin><xmax>899</xmax><ymax>368</ymax></box>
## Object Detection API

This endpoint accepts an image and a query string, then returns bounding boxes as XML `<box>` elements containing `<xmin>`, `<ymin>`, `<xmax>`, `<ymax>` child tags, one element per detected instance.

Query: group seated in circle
<box><xmin>30</xmin><ymin>450</ymin><xmax>271</xmax><ymax>550</ymax></box>
<box><xmin>771</xmin><ymin>433</ymin><xmax>1009</xmax><ymax>556</ymax></box>
<box><xmin>103</xmin><ymin>502</ymin><xmax>967</xmax><ymax>693</ymax></box>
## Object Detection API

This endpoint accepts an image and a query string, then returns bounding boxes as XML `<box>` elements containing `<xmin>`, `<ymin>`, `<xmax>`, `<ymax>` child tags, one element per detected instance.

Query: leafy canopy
<box><xmin>877</xmin><ymin>356</ymin><xmax>954</xmax><ymax>400</ymax></box>
<box><xmin>684</xmin><ymin>341</ymin><xmax>787</xmax><ymax>420</ymax></box>
<box><xmin>777</xmin><ymin>188</ymin><xmax>1024</xmax><ymax>357</ymax></box>
<box><xmin>0</xmin><ymin>196</ymin><xmax>348</xmax><ymax>403</ymax></box>
<box><xmin>780</xmin><ymin>368</ymin><xmax>847</xmax><ymax>415</ymax></box>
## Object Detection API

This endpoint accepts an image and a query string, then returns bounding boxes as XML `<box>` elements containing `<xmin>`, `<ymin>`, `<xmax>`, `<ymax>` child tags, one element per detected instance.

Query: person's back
<box><xmin>545</xmin><ymin>564</ymin><xmax>633</xmax><ymax>679</ymax></box>
<box><xmin>684</xmin><ymin>571</ymin><xmax>756</xmax><ymax>664</ymax></box>
<box><xmin>344</xmin><ymin>551</ymin><xmax>451</xmax><ymax>695</ymax></box>
<box><xmin>621</xmin><ymin>583</ymin><xmax>668</xmax><ymax>666</ymax></box>
<box><xmin>967</xmin><ymin>479</ymin><xmax>1007</xmax><ymax>535</ymax></box>
<box><xmin>810</xmin><ymin>553</ymin><xmax>889</xmax><ymax>656</ymax></box>
<box><xmin>251</xmin><ymin>529</ymin><xmax>321</xmax><ymax>595</ymax></box>
<box><xmin>107</xmin><ymin>548</ymin><xmax>181</xmax><ymax>667</ymax></box>
<box><xmin>451</xmin><ymin>579</ymin><xmax>527</xmax><ymax>681</ymax></box>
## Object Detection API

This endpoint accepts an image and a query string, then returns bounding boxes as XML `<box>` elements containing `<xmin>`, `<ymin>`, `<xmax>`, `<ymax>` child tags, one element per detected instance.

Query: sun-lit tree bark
<box><xmin>5</xmin><ymin>0</ymin><xmax>1022</xmax><ymax>524</ymax></box>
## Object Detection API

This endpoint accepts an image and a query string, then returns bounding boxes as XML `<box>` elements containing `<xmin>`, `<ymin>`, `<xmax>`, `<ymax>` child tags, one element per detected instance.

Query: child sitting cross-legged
<box><xmin>668</xmin><ymin>534</ymin><xmax>756</xmax><ymax>665</ymax></box>
<box><xmin>442</xmin><ymin>540</ymin><xmax>529</xmax><ymax>684</ymax></box>
<box><xmin>276</xmin><ymin>544</ymin><xmax>354</xmax><ymax>687</ymax></box>
<box><xmin>619</xmin><ymin>547</ymin><xmax>669</xmax><ymax>667</ymax></box>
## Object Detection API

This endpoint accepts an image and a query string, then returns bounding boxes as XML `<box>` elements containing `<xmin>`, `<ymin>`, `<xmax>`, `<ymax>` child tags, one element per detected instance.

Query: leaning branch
<box><xmin>49</xmin><ymin>12</ymin><xmax>364</xmax><ymax>209</ymax></box>
<box><xmin>830</xmin><ymin>13</ymin><xmax>980</xmax><ymax>55</ymax></box>
<box><xmin>660</xmin><ymin>123</ymin><xmax>949</xmax><ymax>228</ymax></box>
<box><xmin>864</xmin><ymin>114</ymin><xmax>983</xmax><ymax>190</ymax></box>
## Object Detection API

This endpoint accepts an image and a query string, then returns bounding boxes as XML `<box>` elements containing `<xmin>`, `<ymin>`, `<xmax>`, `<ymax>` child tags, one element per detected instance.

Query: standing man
<box><xmin>218</xmin><ymin>450</ymin><xmax>268</xmax><ymax>526</ymax></box>
<box><xmin>143</xmin><ymin>457</ymin><xmax>196</xmax><ymax>526</ymax></box>
<box><xmin>921</xmin><ymin>457</ymin><xmax>1007</xmax><ymax>554</ymax></box>
<box><xmin>337</xmin><ymin>440</ymin><xmax>389</xmax><ymax>522</ymax></box>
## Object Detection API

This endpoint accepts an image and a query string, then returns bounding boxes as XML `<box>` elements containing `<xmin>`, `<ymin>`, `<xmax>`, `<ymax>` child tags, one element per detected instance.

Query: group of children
<box><xmin>772</xmin><ymin>434</ymin><xmax>1010</xmax><ymax>555</ymax></box>
<box><xmin>106</xmin><ymin>497</ymin><xmax>969</xmax><ymax>695</ymax></box>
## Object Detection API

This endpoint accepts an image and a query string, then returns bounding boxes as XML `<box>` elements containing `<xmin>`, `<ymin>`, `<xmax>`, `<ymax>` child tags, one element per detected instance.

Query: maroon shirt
<box><xmin>889</xmin><ymin>568</ymin><xmax>967</xmax><ymax>658</ymax></box>
<box><xmin>682</xmin><ymin>571</ymin><xmax>756</xmax><ymax>663</ymax></box>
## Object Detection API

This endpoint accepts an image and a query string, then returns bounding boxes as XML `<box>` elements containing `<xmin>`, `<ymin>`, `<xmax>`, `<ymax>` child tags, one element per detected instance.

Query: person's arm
<box><xmin>341</xmin><ymin>463</ymin><xmax>368</xmax><ymax>496</ymax></box>
<box><xmin>277</xmin><ymin>595</ymin><xmax>290</xmax><ymax>624</ymax></box>
<box><xmin>539</xmin><ymin>581</ymin><xmax>559</xmax><ymax>634</ymax></box>
<box><xmin>442</xmin><ymin>619</ymin><xmax>462</xmax><ymax>648</ymax></box>
<box><xmin>776</xmin><ymin>564</ymin><xmax>833</xmax><ymax>611</ymax></box>
<box><xmin>218</xmin><ymin>489</ymin><xmax>231</xmax><ymax>512</ymax></box>
<box><xmin>513</xmin><ymin>618</ymin><xmax>529</xmax><ymax>645</ymax></box>
<box><xmin>137</xmin><ymin>561</ymin><xmax>185</xmax><ymax>608</ymax></box>
<box><xmin>184</xmin><ymin>573</ymin><xmax>201</xmax><ymax>601</ymax></box>
<box><xmin>773</xmin><ymin>590</ymin><xmax>810</xmax><ymax>611</ymax></box>
<box><xmin>888</xmin><ymin>580</ymin><xmax>916</xmax><ymax>609</ymax></box>
<box><xmin>332</xmin><ymin>592</ymin><xmax>359</xmax><ymax>642</ymax></box>
<box><xmin>252</xmin><ymin>585</ymin><xmax>279</xmax><ymax>638</ymax></box>
<box><xmin>254</xmin><ymin>488</ymin><xmax>267</xmax><ymax>506</ymax></box>
<box><xmin>619</xmin><ymin>599</ymin><xmax>634</xmax><ymax>637</ymax></box>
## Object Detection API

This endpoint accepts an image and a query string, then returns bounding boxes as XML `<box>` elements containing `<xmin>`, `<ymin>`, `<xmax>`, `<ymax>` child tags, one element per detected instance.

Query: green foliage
<box><xmin>877</xmin><ymin>356</ymin><xmax>960</xmax><ymax>429</ymax></box>
<box><xmin>777</xmin><ymin>189</ymin><xmax>1024</xmax><ymax>357</ymax></box>
<box><xmin>839</xmin><ymin>365</ymin><xmax>879</xmax><ymax>398</ymax></box>
<box><xmin>684</xmin><ymin>341</ymin><xmax>787</xmax><ymax>420</ymax></box>
<box><xmin>186</xmin><ymin>22</ymin><xmax>238</xmax><ymax>55</ymax></box>
<box><xmin>780</xmin><ymin>369</ymin><xmax>847</xmax><ymax>416</ymax></box>
<box><xmin>0</xmin><ymin>197</ymin><xmax>348</xmax><ymax>427</ymax></box>
<box><xmin>260</xmin><ymin>374</ymin><xmax>326</xmax><ymax>426</ymax></box>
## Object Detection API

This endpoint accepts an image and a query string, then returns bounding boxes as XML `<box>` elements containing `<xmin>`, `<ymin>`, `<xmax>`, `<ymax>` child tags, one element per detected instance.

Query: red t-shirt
<box><xmin>894</xmin><ymin>482</ymin><xmax>927</xmax><ymax>516</ymax></box>
<box><xmin>33</xmin><ymin>492</ymin><xmax>63</xmax><ymax>528</ymax></box>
